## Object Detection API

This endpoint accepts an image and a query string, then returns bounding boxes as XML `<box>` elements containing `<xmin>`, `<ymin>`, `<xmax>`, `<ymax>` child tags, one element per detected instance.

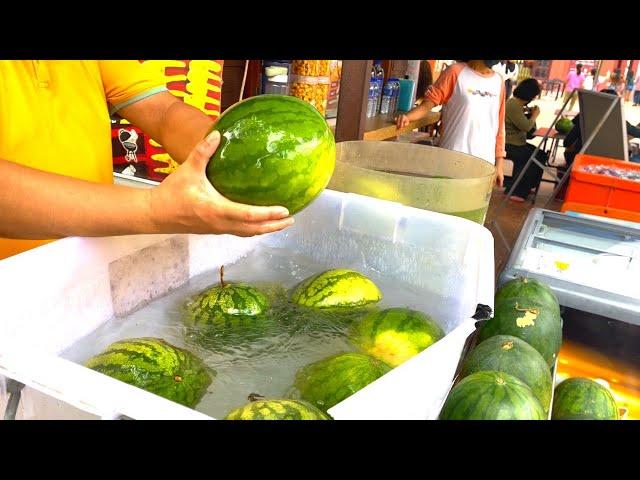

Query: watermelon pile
<box><xmin>440</xmin><ymin>276</ymin><xmax>563</xmax><ymax>420</ymax></box>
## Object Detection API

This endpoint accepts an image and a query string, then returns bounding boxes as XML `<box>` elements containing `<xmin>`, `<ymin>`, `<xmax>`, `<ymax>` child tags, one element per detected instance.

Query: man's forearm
<box><xmin>0</xmin><ymin>159</ymin><xmax>156</xmax><ymax>239</ymax></box>
<box><xmin>156</xmin><ymin>100</ymin><xmax>215</xmax><ymax>163</ymax></box>
<box><xmin>119</xmin><ymin>92</ymin><xmax>215</xmax><ymax>165</ymax></box>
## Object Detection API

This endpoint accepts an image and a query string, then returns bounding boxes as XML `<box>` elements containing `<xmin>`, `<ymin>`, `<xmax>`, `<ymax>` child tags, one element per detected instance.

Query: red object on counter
<box><xmin>561</xmin><ymin>154</ymin><xmax>640</xmax><ymax>222</ymax></box>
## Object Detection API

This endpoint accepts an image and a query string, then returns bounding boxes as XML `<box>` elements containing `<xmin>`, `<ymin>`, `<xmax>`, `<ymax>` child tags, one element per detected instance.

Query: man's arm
<box><xmin>117</xmin><ymin>91</ymin><xmax>214</xmax><ymax>164</ymax></box>
<box><xmin>0</xmin><ymin>132</ymin><xmax>292</xmax><ymax>240</ymax></box>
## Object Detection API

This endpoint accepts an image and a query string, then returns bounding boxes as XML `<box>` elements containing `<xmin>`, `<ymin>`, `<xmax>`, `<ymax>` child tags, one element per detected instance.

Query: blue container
<box><xmin>397</xmin><ymin>76</ymin><xmax>416</xmax><ymax>113</ymax></box>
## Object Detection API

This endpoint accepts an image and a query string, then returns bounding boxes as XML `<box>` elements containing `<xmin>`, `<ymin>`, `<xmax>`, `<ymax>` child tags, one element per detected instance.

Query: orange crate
<box><xmin>561</xmin><ymin>154</ymin><xmax>640</xmax><ymax>222</ymax></box>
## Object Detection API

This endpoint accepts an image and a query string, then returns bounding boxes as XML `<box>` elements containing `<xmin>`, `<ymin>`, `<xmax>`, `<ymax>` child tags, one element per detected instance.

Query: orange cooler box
<box><xmin>561</xmin><ymin>154</ymin><xmax>640</xmax><ymax>223</ymax></box>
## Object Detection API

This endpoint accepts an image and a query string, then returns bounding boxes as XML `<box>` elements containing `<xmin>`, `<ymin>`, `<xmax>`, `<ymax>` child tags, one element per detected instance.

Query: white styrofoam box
<box><xmin>0</xmin><ymin>189</ymin><xmax>494</xmax><ymax>420</ymax></box>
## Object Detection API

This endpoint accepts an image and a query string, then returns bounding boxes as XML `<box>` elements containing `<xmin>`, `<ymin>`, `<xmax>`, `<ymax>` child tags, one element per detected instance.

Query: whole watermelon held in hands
<box><xmin>206</xmin><ymin>94</ymin><xmax>336</xmax><ymax>215</ymax></box>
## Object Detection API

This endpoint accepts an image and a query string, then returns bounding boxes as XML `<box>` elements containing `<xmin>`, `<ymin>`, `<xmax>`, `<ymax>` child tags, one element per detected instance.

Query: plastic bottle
<box><xmin>388</xmin><ymin>77</ymin><xmax>400</xmax><ymax>117</ymax></box>
<box><xmin>367</xmin><ymin>80</ymin><xmax>377</xmax><ymax>118</ymax></box>
<box><xmin>373</xmin><ymin>60</ymin><xmax>385</xmax><ymax>114</ymax></box>
<box><xmin>380</xmin><ymin>81</ymin><xmax>394</xmax><ymax>115</ymax></box>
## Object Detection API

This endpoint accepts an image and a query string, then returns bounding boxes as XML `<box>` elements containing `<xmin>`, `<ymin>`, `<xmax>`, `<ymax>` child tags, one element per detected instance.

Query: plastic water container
<box><xmin>397</xmin><ymin>76</ymin><xmax>416</xmax><ymax>113</ymax></box>
<box><xmin>0</xmin><ymin>189</ymin><xmax>494</xmax><ymax>420</ymax></box>
<box><xmin>329</xmin><ymin>141</ymin><xmax>496</xmax><ymax>224</ymax></box>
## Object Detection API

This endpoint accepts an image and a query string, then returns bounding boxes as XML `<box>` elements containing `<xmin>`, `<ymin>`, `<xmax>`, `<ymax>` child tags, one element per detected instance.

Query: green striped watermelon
<box><xmin>440</xmin><ymin>371</ymin><xmax>546</xmax><ymax>420</ymax></box>
<box><xmin>552</xmin><ymin>378</ymin><xmax>619</xmax><ymax>420</ymax></box>
<box><xmin>225</xmin><ymin>399</ymin><xmax>331</xmax><ymax>420</ymax></box>
<box><xmin>460</xmin><ymin>335</ymin><xmax>552</xmax><ymax>412</ymax></box>
<box><xmin>290</xmin><ymin>269</ymin><xmax>382</xmax><ymax>310</ymax></box>
<box><xmin>478</xmin><ymin>297</ymin><xmax>562</xmax><ymax>368</ymax></box>
<box><xmin>86</xmin><ymin>337</ymin><xmax>213</xmax><ymax>408</ymax></box>
<box><xmin>293</xmin><ymin>352</ymin><xmax>391</xmax><ymax>412</ymax></box>
<box><xmin>206</xmin><ymin>94</ymin><xmax>336</xmax><ymax>215</ymax></box>
<box><xmin>495</xmin><ymin>277</ymin><xmax>560</xmax><ymax>315</ymax></box>
<box><xmin>185</xmin><ymin>266</ymin><xmax>269</xmax><ymax>327</ymax></box>
<box><xmin>350</xmin><ymin>307</ymin><xmax>445</xmax><ymax>367</ymax></box>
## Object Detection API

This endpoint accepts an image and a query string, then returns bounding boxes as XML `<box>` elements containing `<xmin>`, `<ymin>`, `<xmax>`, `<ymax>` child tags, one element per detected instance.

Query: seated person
<box><xmin>504</xmin><ymin>78</ymin><xmax>547</xmax><ymax>203</ymax></box>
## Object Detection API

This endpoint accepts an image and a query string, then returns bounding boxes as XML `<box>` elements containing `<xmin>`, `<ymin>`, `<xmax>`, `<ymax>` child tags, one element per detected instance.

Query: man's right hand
<box><xmin>396</xmin><ymin>114</ymin><xmax>411</xmax><ymax>129</ymax></box>
<box><xmin>148</xmin><ymin>130</ymin><xmax>294</xmax><ymax>237</ymax></box>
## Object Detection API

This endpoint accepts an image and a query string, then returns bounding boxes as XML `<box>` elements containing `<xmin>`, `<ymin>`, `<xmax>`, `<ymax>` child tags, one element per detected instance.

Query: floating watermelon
<box><xmin>86</xmin><ymin>337</ymin><xmax>213</xmax><ymax>408</ymax></box>
<box><xmin>206</xmin><ymin>94</ymin><xmax>336</xmax><ymax>215</ymax></box>
<box><xmin>478</xmin><ymin>297</ymin><xmax>562</xmax><ymax>368</ymax></box>
<box><xmin>439</xmin><ymin>371</ymin><xmax>546</xmax><ymax>420</ymax></box>
<box><xmin>225</xmin><ymin>399</ymin><xmax>331</xmax><ymax>420</ymax></box>
<box><xmin>290</xmin><ymin>269</ymin><xmax>382</xmax><ymax>310</ymax></box>
<box><xmin>185</xmin><ymin>266</ymin><xmax>269</xmax><ymax>325</ymax></box>
<box><xmin>495</xmin><ymin>277</ymin><xmax>560</xmax><ymax>315</ymax></box>
<box><xmin>460</xmin><ymin>335</ymin><xmax>552</xmax><ymax>412</ymax></box>
<box><xmin>293</xmin><ymin>352</ymin><xmax>391</xmax><ymax>412</ymax></box>
<box><xmin>552</xmin><ymin>378</ymin><xmax>619</xmax><ymax>420</ymax></box>
<box><xmin>350</xmin><ymin>307</ymin><xmax>444</xmax><ymax>367</ymax></box>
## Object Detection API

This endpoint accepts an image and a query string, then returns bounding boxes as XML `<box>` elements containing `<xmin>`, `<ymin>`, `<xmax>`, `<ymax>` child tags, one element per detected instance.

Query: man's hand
<box><xmin>148</xmin><ymin>130</ymin><xmax>294</xmax><ymax>237</ymax></box>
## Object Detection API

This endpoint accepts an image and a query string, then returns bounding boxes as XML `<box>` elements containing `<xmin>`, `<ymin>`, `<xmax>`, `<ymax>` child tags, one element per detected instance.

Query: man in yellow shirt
<box><xmin>0</xmin><ymin>60</ymin><xmax>293</xmax><ymax>260</ymax></box>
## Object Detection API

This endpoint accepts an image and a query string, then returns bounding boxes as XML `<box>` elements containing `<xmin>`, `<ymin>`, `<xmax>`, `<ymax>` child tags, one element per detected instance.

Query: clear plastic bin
<box><xmin>0</xmin><ymin>189</ymin><xmax>494</xmax><ymax>420</ymax></box>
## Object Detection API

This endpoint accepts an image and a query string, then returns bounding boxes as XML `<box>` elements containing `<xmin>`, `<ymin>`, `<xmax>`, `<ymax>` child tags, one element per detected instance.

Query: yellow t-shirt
<box><xmin>0</xmin><ymin>60</ymin><xmax>166</xmax><ymax>260</ymax></box>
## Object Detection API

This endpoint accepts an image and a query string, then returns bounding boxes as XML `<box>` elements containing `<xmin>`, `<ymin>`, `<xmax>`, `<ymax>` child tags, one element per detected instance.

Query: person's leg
<box><xmin>506</xmin><ymin>144</ymin><xmax>537</xmax><ymax>200</ymax></box>
<box><xmin>567</xmin><ymin>90</ymin><xmax>577</xmax><ymax>111</ymax></box>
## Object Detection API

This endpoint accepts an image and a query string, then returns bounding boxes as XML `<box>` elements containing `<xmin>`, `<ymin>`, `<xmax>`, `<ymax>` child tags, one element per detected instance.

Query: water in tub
<box><xmin>61</xmin><ymin>244</ymin><xmax>450</xmax><ymax>419</ymax></box>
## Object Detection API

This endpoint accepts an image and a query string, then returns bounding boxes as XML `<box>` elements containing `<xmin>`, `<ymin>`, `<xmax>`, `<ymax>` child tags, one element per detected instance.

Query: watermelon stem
<box><xmin>220</xmin><ymin>265</ymin><xmax>225</xmax><ymax>287</ymax></box>
<box><xmin>248</xmin><ymin>393</ymin><xmax>265</xmax><ymax>402</ymax></box>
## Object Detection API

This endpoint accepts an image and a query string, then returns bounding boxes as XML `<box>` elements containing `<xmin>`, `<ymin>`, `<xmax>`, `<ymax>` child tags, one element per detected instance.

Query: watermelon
<box><xmin>206</xmin><ymin>94</ymin><xmax>336</xmax><ymax>215</ymax></box>
<box><xmin>460</xmin><ymin>335</ymin><xmax>552</xmax><ymax>412</ymax></box>
<box><xmin>86</xmin><ymin>337</ymin><xmax>213</xmax><ymax>408</ymax></box>
<box><xmin>478</xmin><ymin>297</ymin><xmax>562</xmax><ymax>367</ymax></box>
<box><xmin>225</xmin><ymin>399</ymin><xmax>331</xmax><ymax>420</ymax></box>
<box><xmin>293</xmin><ymin>352</ymin><xmax>391</xmax><ymax>412</ymax></box>
<box><xmin>290</xmin><ymin>269</ymin><xmax>382</xmax><ymax>310</ymax></box>
<box><xmin>350</xmin><ymin>307</ymin><xmax>445</xmax><ymax>367</ymax></box>
<box><xmin>551</xmin><ymin>378</ymin><xmax>619</xmax><ymax>420</ymax></box>
<box><xmin>555</xmin><ymin>117</ymin><xmax>573</xmax><ymax>134</ymax></box>
<box><xmin>440</xmin><ymin>371</ymin><xmax>546</xmax><ymax>420</ymax></box>
<box><xmin>495</xmin><ymin>277</ymin><xmax>560</xmax><ymax>315</ymax></box>
<box><xmin>185</xmin><ymin>266</ymin><xmax>269</xmax><ymax>327</ymax></box>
